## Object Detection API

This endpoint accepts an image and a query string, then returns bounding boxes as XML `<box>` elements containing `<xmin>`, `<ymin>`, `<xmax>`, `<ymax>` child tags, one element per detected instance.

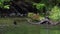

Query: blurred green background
<box><xmin>0</xmin><ymin>0</ymin><xmax>60</xmax><ymax>34</ymax></box>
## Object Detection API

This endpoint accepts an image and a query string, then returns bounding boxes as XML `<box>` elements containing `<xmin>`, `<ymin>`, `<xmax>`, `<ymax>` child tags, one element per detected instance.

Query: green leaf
<box><xmin>4</xmin><ymin>5</ymin><xmax>10</xmax><ymax>9</ymax></box>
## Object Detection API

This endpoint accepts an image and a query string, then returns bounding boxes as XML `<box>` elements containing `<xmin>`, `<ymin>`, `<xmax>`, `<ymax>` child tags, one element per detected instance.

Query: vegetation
<box><xmin>32</xmin><ymin>0</ymin><xmax>60</xmax><ymax>21</ymax></box>
<box><xmin>0</xmin><ymin>0</ymin><xmax>60</xmax><ymax>23</ymax></box>
<box><xmin>0</xmin><ymin>0</ymin><xmax>60</xmax><ymax>34</ymax></box>
<box><xmin>0</xmin><ymin>0</ymin><xmax>60</xmax><ymax>22</ymax></box>
<box><xmin>49</xmin><ymin>6</ymin><xmax>60</xmax><ymax>21</ymax></box>
<box><xmin>0</xmin><ymin>0</ymin><xmax>10</xmax><ymax>9</ymax></box>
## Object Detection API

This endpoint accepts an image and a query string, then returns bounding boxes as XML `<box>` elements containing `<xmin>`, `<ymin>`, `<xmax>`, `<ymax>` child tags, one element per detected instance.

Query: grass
<box><xmin>0</xmin><ymin>17</ymin><xmax>60</xmax><ymax>34</ymax></box>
